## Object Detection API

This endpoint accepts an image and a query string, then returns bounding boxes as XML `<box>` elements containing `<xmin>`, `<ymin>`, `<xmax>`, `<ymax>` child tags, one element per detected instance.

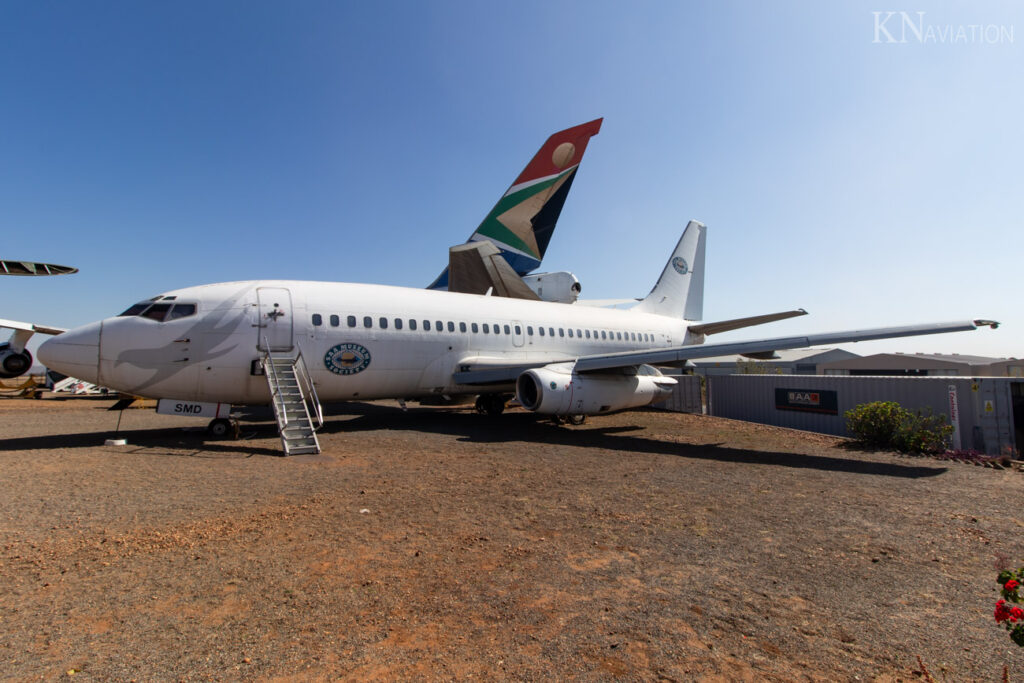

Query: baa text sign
<box><xmin>774</xmin><ymin>388</ymin><xmax>839</xmax><ymax>415</ymax></box>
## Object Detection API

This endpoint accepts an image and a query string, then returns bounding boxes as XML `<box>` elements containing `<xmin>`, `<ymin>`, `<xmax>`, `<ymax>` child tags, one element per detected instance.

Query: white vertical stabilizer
<box><xmin>634</xmin><ymin>220</ymin><xmax>706</xmax><ymax>319</ymax></box>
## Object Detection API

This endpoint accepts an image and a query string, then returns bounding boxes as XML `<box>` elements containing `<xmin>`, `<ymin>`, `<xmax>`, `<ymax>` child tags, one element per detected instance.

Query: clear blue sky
<box><xmin>2</xmin><ymin>1</ymin><xmax>1020</xmax><ymax>358</ymax></box>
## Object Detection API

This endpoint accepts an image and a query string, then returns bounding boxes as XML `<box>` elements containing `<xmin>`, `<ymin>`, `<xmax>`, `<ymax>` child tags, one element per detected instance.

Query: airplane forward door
<box><xmin>256</xmin><ymin>287</ymin><xmax>294</xmax><ymax>352</ymax></box>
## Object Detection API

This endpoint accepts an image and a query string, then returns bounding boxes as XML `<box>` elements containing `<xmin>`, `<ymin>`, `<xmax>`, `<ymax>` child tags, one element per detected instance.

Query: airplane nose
<box><xmin>38</xmin><ymin>321</ymin><xmax>102</xmax><ymax>383</ymax></box>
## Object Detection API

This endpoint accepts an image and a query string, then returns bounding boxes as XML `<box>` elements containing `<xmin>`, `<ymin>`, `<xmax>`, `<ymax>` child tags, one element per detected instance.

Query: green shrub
<box><xmin>845</xmin><ymin>401</ymin><xmax>907</xmax><ymax>447</ymax></box>
<box><xmin>845</xmin><ymin>401</ymin><xmax>953</xmax><ymax>454</ymax></box>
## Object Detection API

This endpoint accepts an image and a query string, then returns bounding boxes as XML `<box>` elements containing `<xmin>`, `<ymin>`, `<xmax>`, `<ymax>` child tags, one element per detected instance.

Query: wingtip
<box><xmin>974</xmin><ymin>319</ymin><xmax>1000</xmax><ymax>329</ymax></box>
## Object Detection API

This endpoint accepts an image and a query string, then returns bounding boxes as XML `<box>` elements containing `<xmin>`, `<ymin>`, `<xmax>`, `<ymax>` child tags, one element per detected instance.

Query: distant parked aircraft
<box><xmin>0</xmin><ymin>260</ymin><xmax>75</xmax><ymax>377</ymax></box>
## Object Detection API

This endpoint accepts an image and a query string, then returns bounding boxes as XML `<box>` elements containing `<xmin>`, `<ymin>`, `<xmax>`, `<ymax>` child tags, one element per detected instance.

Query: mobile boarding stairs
<box><xmin>260</xmin><ymin>339</ymin><xmax>324</xmax><ymax>455</ymax></box>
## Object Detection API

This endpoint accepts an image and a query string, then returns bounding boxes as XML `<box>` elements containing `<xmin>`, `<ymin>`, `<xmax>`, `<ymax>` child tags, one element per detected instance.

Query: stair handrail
<box><xmin>294</xmin><ymin>347</ymin><xmax>324</xmax><ymax>429</ymax></box>
<box><xmin>262</xmin><ymin>335</ymin><xmax>291</xmax><ymax>429</ymax></box>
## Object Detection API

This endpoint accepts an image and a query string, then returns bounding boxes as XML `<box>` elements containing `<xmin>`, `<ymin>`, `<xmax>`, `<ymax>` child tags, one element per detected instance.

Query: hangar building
<box><xmin>690</xmin><ymin>348</ymin><xmax>859</xmax><ymax>377</ymax></box>
<box><xmin>819</xmin><ymin>353</ymin><xmax>1024</xmax><ymax>377</ymax></box>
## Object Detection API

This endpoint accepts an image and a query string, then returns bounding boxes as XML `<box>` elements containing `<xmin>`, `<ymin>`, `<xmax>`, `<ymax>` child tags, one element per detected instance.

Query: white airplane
<box><xmin>36</xmin><ymin>220</ymin><xmax>996</xmax><ymax>454</ymax></box>
<box><xmin>0</xmin><ymin>260</ymin><xmax>75</xmax><ymax>377</ymax></box>
<box><xmin>0</xmin><ymin>119</ymin><xmax>601</xmax><ymax>381</ymax></box>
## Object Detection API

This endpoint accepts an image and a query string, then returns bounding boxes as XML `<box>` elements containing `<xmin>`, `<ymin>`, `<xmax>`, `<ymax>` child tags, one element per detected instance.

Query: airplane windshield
<box><xmin>118</xmin><ymin>301</ymin><xmax>197</xmax><ymax>322</ymax></box>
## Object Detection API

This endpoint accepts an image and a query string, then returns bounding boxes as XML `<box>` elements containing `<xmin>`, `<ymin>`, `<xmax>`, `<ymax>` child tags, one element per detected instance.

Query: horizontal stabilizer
<box><xmin>0</xmin><ymin>318</ymin><xmax>66</xmax><ymax>336</ymax></box>
<box><xmin>688</xmin><ymin>309</ymin><xmax>808</xmax><ymax>336</ymax></box>
<box><xmin>447</xmin><ymin>242</ymin><xmax>541</xmax><ymax>300</ymax></box>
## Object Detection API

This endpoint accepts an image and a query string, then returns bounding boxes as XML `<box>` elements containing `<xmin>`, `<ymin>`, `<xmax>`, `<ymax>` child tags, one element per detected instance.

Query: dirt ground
<box><xmin>0</xmin><ymin>395</ymin><xmax>1021</xmax><ymax>681</ymax></box>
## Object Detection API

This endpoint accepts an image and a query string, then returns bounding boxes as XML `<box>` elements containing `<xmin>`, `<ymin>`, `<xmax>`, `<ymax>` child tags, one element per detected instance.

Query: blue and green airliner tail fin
<box><xmin>429</xmin><ymin>118</ymin><xmax>602</xmax><ymax>290</ymax></box>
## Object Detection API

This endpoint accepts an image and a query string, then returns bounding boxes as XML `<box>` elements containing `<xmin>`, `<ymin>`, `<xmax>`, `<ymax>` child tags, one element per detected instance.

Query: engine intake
<box><xmin>516</xmin><ymin>362</ymin><xmax>676</xmax><ymax>415</ymax></box>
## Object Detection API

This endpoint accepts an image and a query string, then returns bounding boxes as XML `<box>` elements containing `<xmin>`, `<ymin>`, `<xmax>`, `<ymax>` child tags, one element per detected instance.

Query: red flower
<box><xmin>1012</xmin><ymin>607</ymin><xmax>1024</xmax><ymax>622</ymax></box>
<box><xmin>995</xmin><ymin>601</ymin><xmax>1013</xmax><ymax>623</ymax></box>
<box><xmin>1005</xmin><ymin>579</ymin><xmax>1021</xmax><ymax>592</ymax></box>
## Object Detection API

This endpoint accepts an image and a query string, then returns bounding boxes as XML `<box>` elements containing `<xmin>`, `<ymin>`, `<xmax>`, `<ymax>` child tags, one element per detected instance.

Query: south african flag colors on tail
<box><xmin>429</xmin><ymin>118</ymin><xmax>602</xmax><ymax>290</ymax></box>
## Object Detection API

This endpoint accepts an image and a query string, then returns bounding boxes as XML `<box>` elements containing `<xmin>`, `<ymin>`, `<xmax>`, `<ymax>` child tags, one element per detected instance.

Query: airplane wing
<box><xmin>0</xmin><ymin>318</ymin><xmax>66</xmax><ymax>336</ymax></box>
<box><xmin>453</xmin><ymin>319</ymin><xmax>997</xmax><ymax>385</ymax></box>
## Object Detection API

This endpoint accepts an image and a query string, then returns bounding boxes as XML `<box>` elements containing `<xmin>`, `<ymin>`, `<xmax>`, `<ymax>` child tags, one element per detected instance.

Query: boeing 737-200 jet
<box><xmin>35</xmin><ymin>220</ymin><xmax>996</xmax><ymax>454</ymax></box>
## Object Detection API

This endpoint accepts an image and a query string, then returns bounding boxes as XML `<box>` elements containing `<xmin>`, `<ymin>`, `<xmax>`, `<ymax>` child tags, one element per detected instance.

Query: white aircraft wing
<box><xmin>0</xmin><ymin>318</ymin><xmax>66</xmax><ymax>336</ymax></box>
<box><xmin>453</xmin><ymin>319</ymin><xmax>997</xmax><ymax>385</ymax></box>
<box><xmin>574</xmin><ymin>319</ymin><xmax>995</xmax><ymax>373</ymax></box>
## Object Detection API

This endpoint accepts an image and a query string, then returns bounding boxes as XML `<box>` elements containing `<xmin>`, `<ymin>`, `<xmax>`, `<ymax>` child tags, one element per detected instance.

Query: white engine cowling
<box><xmin>521</xmin><ymin>271</ymin><xmax>581</xmax><ymax>304</ymax></box>
<box><xmin>516</xmin><ymin>362</ymin><xmax>677</xmax><ymax>415</ymax></box>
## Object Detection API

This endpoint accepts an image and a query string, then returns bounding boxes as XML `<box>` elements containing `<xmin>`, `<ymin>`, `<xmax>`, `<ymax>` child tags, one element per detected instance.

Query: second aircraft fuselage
<box><xmin>39</xmin><ymin>280</ymin><xmax>699</xmax><ymax>405</ymax></box>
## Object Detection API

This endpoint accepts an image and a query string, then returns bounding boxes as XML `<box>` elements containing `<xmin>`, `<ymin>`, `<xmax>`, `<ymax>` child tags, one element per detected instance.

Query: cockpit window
<box><xmin>142</xmin><ymin>303</ymin><xmax>173</xmax><ymax>321</ymax></box>
<box><xmin>119</xmin><ymin>301</ymin><xmax>196</xmax><ymax>322</ymax></box>
<box><xmin>119</xmin><ymin>303</ymin><xmax>151</xmax><ymax>316</ymax></box>
<box><xmin>166</xmin><ymin>303</ymin><xmax>197</xmax><ymax>321</ymax></box>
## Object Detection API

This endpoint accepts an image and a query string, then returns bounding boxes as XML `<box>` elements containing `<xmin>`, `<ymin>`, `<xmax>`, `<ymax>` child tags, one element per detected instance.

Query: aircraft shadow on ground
<box><xmin>322</xmin><ymin>404</ymin><xmax>947</xmax><ymax>479</ymax></box>
<box><xmin>0</xmin><ymin>403</ymin><xmax>948</xmax><ymax>477</ymax></box>
<box><xmin>0</xmin><ymin>427</ymin><xmax>282</xmax><ymax>458</ymax></box>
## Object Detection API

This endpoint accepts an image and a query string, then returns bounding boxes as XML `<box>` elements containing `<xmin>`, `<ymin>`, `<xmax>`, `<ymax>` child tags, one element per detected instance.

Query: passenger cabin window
<box><xmin>423</xmin><ymin>320</ymin><xmax>431</xmax><ymax>331</ymax></box>
<box><xmin>568</xmin><ymin>329</ymin><xmax>574</xmax><ymax>338</ymax></box>
<box><xmin>527</xmin><ymin>326</ymin><xmax>533</xmax><ymax>335</ymax></box>
<box><xmin>504</xmin><ymin>324</ymin><xmax>511</xmax><ymax>334</ymax></box>
<box><xmin>539</xmin><ymin>327</ymin><xmax>545</xmax><ymax>336</ymax></box>
<box><xmin>460</xmin><ymin>322</ymin><xmax>467</xmax><ymax>333</ymax></box>
<box><xmin>549</xmin><ymin>327</ymin><xmax>554</xmax><ymax>337</ymax></box>
<box><xmin>330</xmin><ymin>315</ymin><xmax>339</xmax><ymax>327</ymax></box>
<box><xmin>379</xmin><ymin>317</ymin><xmax>388</xmax><ymax>329</ymax></box>
<box><xmin>435</xmin><ymin>320</ymin><xmax>442</xmax><ymax>331</ymax></box>
<box><xmin>471</xmin><ymin>323</ymin><xmax>479</xmax><ymax>333</ymax></box>
<box><xmin>601</xmin><ymin>331</ymin><xmax>607</xmax><ymax>340</ymax></box>
<box><xmin>617</xmin><ymin>332</ymin><xmax>623</xmax><ymax>340</ymax></box>
<box><xmin>559</xmin><ymin>328</ymin><xmax>565</xmax><ymax>337</ymax></box>
<box><xmin>448</xmin><ymin>321</ymin><xmax>455</xmax><ymax>332</ymax></box>
<box><xmin>312</xmin><ymin>314</ymin><xmax>323</xmax><ymax>326</ymax></box>
<box><xmin>409</xmin><ymin>319</ymin><xmax>417</xmax><ymax>330</ymax></box>
<box><xmin>395</xmin><ymin>318</ymin><xmax>403</xmax><ymax>330</ymax></box>
<box><xmin>585</xmin><ymin>330</ymin><xmax>591</xmax><ymax>339</ymax></box>
<box><xmin>363</xmin><ymin>316</ymin><xmax>372</xmax><ymax>328</ymax></box>
<box><xmin>348</xmin><ymin>315</ymin><xmax>357</xmax><ymax>327</ymax></box>
<box><xmin>576</xmin><ymin>329</ymin><xmax>582</xmax><ymax>338</ymax></box>
<box><xmin>515</xmin><ymin>325</ymin><xmax>522</xmax><ymax>335</ymax></box>
<box><xmin>482</xmin><ymin>323</ymin><xmax>490</xmax><ymax>333</ymax></box>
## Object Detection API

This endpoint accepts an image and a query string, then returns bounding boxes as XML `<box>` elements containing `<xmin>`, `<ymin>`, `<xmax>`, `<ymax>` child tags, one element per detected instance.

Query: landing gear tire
<box><xmin>475</xmin><ymin>394</ymin><xmax>507</xmax><ymax>416</ymax></box>
<box><xmin>207</xmin><ymin>418</ymin><xmax>237</xmax><ymax>440</ymax></box>
<box><xmin>567</xmin><ymin>414</ymin><xmax>587</xmax><ymax>426</ymax></box>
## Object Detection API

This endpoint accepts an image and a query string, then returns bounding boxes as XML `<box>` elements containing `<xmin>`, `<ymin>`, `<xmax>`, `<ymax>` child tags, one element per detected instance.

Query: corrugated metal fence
<box><xmin>651</xmin><ymin>374</ymin><xmax>703</xmax><ymax>414</ymax></box>
<box><xmin>703</xmin><ymin>375</ymin><xmax>1019</xmax><ymax>456</ymax></box>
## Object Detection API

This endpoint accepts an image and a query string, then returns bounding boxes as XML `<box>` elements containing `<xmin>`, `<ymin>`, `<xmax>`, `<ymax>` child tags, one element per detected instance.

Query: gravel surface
<box><xmin>0</xmin><ymin>395</ymin><xmax>1021</xmax><ymax>680</ymax></box>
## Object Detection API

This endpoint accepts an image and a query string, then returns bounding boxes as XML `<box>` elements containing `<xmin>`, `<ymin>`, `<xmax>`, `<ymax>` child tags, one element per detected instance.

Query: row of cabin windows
<box><xmin>310</xmin><ymin>313</ymin><xmax>656</xmax><ymax>343</ymax></box>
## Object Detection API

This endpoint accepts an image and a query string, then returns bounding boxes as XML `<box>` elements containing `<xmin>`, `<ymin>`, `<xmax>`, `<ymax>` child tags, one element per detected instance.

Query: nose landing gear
<box><xmin>207</xmin><ymin>417</ymin><xmax>239</xmax><ymax>440</ymax></box>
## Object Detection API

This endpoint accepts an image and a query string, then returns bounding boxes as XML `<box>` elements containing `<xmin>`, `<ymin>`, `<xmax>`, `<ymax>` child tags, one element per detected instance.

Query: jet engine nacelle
<box><xmin>0</xmin><ymin>343</ymin><xmax>33</xmax><ymax>379</ymax></box>
<box><xmin>521</xmin><ymin>271</ymin><xmax>581</xmax><ymax>304</ymax></box>
<box><xmin>516</xmin><ymin>362</ymin><xmax>677</xmax><ymax>416</ymax></box>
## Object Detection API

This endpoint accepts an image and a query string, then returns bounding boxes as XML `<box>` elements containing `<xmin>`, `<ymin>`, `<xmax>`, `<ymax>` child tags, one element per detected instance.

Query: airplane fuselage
<box><xmin>40</xmin><ymin>280</ymin><xmax>697</xmax><ymax>405</ymax></box>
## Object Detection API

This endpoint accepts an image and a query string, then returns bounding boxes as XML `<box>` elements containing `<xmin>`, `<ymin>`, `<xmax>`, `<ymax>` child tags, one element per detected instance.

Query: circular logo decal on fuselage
<box><xmin>671</xmin><ymin>256</ymin><xmax>689</xmax><ymax>275</ymax></box>
<box><xmin>324</xmin><ymin>343</ymin><xmax>372</xmax><ymax>375</ymax></box>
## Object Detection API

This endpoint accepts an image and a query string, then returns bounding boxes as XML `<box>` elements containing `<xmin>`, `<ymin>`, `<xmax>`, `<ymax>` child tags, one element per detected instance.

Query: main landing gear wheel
<box><xmin>207</xmin><ymin>418</ymin><xmax>238</xmax><ymax>440</ymax></box>
<box><xmin>567</xmin><ymin>414</ymin><xmax>587</xmax><ymax>425</ymax></box>
<box><xmin>475</xmin><ymin>394</ymin><xmax>507</xmax><ymax>416</ymax></box>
